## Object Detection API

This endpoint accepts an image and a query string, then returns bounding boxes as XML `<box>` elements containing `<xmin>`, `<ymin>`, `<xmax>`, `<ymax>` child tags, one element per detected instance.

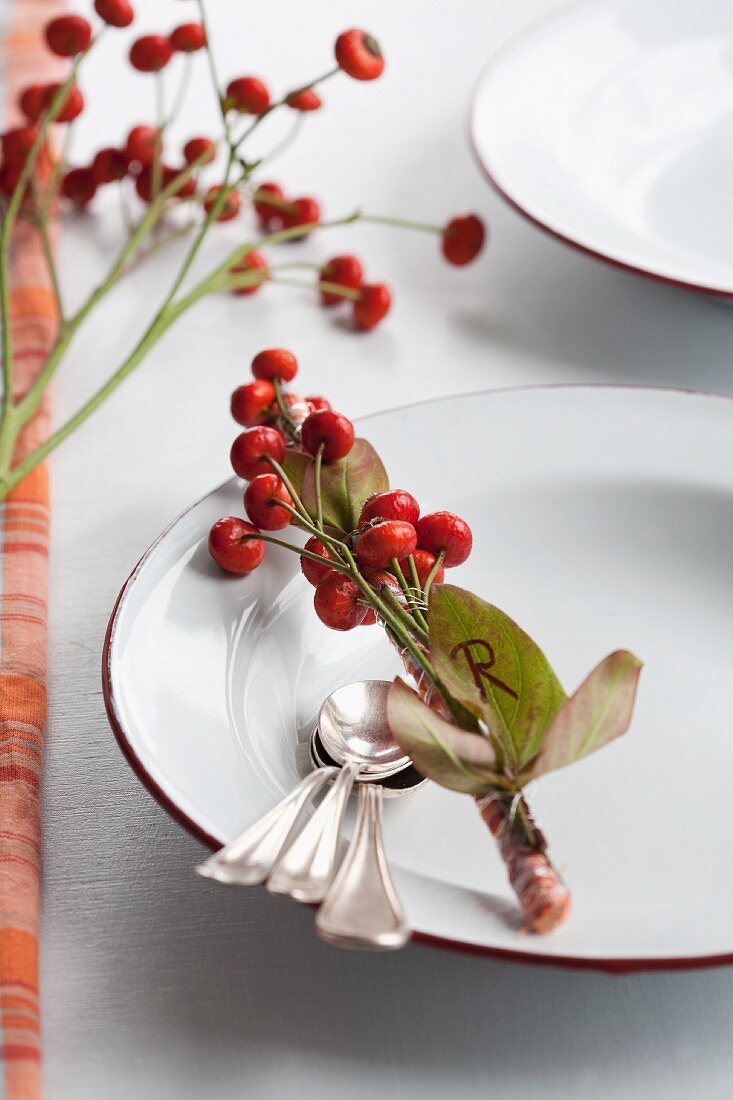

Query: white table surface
<box><xmin>40</xmin><ymin>1</ymin><xmax>733</xmax><ymax>1097</ymax></box>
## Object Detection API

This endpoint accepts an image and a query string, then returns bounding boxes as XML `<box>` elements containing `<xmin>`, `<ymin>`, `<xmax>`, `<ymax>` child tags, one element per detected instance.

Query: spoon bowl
<box><xmin>317</xmin><ymin>680</ymin><xmax>409</xmax><ymax>775</ymax></box>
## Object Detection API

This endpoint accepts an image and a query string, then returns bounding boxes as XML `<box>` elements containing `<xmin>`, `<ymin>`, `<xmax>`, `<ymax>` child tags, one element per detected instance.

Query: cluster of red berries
<box><xmin>0</xmin><ymin>7</ymin><xmax>485</xmax><ymax>338</ymax></box>
<box><xmin>209</xmin><ymin>348</ymin><xmax>473</xmax><ymax>634</ymax></box>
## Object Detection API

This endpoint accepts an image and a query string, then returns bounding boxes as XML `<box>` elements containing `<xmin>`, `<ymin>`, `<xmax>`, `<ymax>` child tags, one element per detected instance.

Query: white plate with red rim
<box><xmin>470</xmin><ymin>0</ymin><xmax>733</xmax><ymax>298</ymax></box>
<box><xmin>104</xmin><ymin>385</ymin><xmax>733</xmax><ymax>972</ymax></box>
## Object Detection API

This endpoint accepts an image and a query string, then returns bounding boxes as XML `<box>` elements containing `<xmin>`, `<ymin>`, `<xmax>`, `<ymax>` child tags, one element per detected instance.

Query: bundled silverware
<box><xmin>197</xmin><ymin>680</ymin><xmax>425</xmax><ymax>950</ymax></box>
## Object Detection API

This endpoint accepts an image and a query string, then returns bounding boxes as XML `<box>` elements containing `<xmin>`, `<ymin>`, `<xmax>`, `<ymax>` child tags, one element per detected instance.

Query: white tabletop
<box><xmin>42</xmin><ymin>1</ymin><xmax>733</xmax><ymax>1097</ymax></box>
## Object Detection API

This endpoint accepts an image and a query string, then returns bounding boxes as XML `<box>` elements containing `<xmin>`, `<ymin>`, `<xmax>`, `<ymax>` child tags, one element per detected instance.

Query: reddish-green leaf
<box><xmin>387</xmin><ymin>677</ymin><xmax>502</xmax><ymax>794</ymax></box>
<box><xmin>429</xmin><ymin>585</ymin><xmax>567</xmax><ymax>770</ymax></box>
<box><xmin>528</xmin><ymin>650</ymin><xmax>642</xmax><ymax>779</ymax></box>
<box><xmin>281</xmin><ymin>439</ymin><xmax>388</xmax><ymax>534</ymax></box>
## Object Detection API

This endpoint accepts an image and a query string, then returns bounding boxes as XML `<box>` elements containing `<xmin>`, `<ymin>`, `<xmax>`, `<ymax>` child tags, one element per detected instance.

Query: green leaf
<box><xmin>428</xmin><ymin>585</ymin><xmax>567</xmax><ymax>770</ymax></box>
<box><xmin>281</xmin><ymin>439</ymin><xmax>388</xmax><ymax>534</ymax></box>
<box><xmin>387</xmin><ymin>677</ymin><xmax>503</xmax><ymax>795</ymax></box>
<box><xmin>528</xmin><ymin>650</ymin><xmax>642</xmax><ymax>780</ymax></box>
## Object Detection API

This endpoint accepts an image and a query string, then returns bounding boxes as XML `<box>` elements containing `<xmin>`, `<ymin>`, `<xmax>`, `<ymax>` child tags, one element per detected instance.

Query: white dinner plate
<box><xmin>104</xmin><ymin>386</ymin><xmax>733</xmax><ymax>971</ymax></box>
<box><xmin>470</xmin><ymin>0</ymin><xmax>733</xmax><ymax>297</ymax></box>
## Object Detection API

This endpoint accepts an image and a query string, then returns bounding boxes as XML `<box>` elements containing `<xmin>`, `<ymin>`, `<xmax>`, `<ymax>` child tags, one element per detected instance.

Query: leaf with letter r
<box><xmin>429</xmin><ymin>585</ymin><xmax>567</xmax><ymax>771</ymax></box>
<box><xmin>527</xmin><ymin>650</ymin><xmax>642</xmax><ymax>780</ymax></box>
<box><xmin>387</xmin><ymin>677</ymin><xmax>503</xmax><ymax>795</ymax></box>
<box><xmin>281</xmin><ymin>438</ymin><xmax>388</xmax><ymax>534</ymax></box>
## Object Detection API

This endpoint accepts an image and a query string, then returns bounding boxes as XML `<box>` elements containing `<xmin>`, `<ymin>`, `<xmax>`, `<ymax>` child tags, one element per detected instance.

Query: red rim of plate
<box><xmin>102</xmin><ymin>383</ymin><xmax>733</xmax><ymax>974</ymax></box>
<box><xmin>467</xmin><ymin>2</ymin><xmax>733</xmax><ymax>300</ymax></box>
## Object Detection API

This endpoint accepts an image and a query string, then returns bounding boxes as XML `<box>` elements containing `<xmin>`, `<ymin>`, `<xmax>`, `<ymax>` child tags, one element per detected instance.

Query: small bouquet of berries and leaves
<box><xmin>209</xmin><ymin>348</ymin><xmax>643</xmax><ymax>934</ymax></box>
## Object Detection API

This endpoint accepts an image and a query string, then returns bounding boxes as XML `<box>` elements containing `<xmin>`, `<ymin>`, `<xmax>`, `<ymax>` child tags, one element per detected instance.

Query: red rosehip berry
<box><xmin>204</xmin><ymin>185</ymin><xmax>240</xmax><ymax>221</ymax></box>
<box><xmin>129</xmin><ymin>35</ymin><xmax>173</xmax><ymax>73</ymax></box>
<box><xmin>267</xmin><ymin>392</ymin><xmax>310</xmax><ymax>427</ymax></box>
<box><xmin>314</xmin><ymin>573</ymin><xmax>367</xmax><ymax>631</ymax></box>
<box><xmin>244</xmin><ymin>473</ymin><xmax>293</xmax><ymax>531</ymax></box>
<box><xmin>305</xmin><ymin>395</ymin><xmax>331</xmax><ymax>414</ymax></box>
<box><xmin>301</xmin><ymin>410</ymin><xmax>354</xmax><ymax>463</ymax></box>
<box><xmin>62</xmin><ymin>167</ymin><xmax>96</xmax><ymax>206</ymax></box>
<box><xmin>416</xmin><ymin>511</ymin><xmax>473</xmax><ymax>567</ymax></box>
<box><xmin>226</xmin><ymin>76</ymin><xmax>270</xmax><ymax>115</ymax></box>
<box><xmin>45</xmin><ymin>15</ymin><xmax>92</xmax><ymax>57</ymax></box>
<box><xmin>231</xmin><ymin>380</ymin><xmax>275</xmax><ymax>426</ymax></box>
<box><xmin>286</xmin><ymin>88</ymin><xmax>322</xmax><ymax>111</ymax></box>
<box><xmin>126</xmin><ymin>125</ymin><xmax>159</xmax><ymax>166</ymax></box>
<box><xmin>43</xmin><ymin>83</ymin><xmax>84</xmax><ymax>122</ymax></box>
<box><xmin>399</xmin><ymin>548</ymin><xmax>445</xmax><ymax>587</ymax></box>
<box><xmin>300</xmin><ymin>536</ymin><xmax>333</xmax><ymax>587</ymax></box>
<box><xmin>230</xmin><ymin>426</ymin><xmax>284</xmax><ymax>481</ymax></box>
<box><xmin>169</xmin><ymin>23</ymin><xmax>206</xmax><ymax>53</ymax></box>
<box><xmin>360</xmin><ymin>489</ymin><xmax>419</xmax><ymax>528</ymax></box>
<box><xmin>183</xmin><ymin>136</ymin><xmax>215</xmax><ymax>165</ymax></box>
<box><xmin>18</xmin><ymin>85</ymin><xmax>46</xmax><ymax>123</ymax></box>
<box><xmin>353</xmin><ymin>283</ymin><xmax>391</xmax><ymax>331</ymax></box>
<box><xmin>442</xmin><ymin>214</ymin><xmax>486</xmax><ymax>266</ymax></box>
<box><xmin>282</xmin><ymin>195</ymin><xmax>320</xmax><ymax>235</ymax></box>
<box><xmin>91</xmin><ymin>147</ymin><xmax>129</xmax><ymax>185</ymax></box>
<box><xmin>94</xmin><ymin>0</ymin><xmax>135</xmax><ymax>29</ymax></box>
<box><xmin>251</xmin><ymin>348</ymin><xmax>297</xmax><ymax>383</ymax></box>
<box><xmin>230</xmin><ymin>251</ymin><xmax>268</xmax><ymax>296</ymax></box>
<box><xmin>335</xmin><ymin>29</ymin><xmax>385</xmax><ymax>81</ymax></box>
<box><xmin>319</xmin><ymin>253</ymin><xmax>363</xmax><ymax>306</ymax></box>
<box><xmin>254</xmin><ymin>180</ymin><xmax>285</xmax><ymax>218</ymax></box>
<box><xmin>208</xmin><ymin>516</ymin><xmax>264</xmax><ymax>575</ymax></box>
<box><xmin>1</xmin><ymin>127</ymin><xmax>38</xmax><ymax>166</ymax></box>
<box><xmin>356</xmin><ymin>520</ymin><xmax>416</xmax><ymax>569</ymax></box>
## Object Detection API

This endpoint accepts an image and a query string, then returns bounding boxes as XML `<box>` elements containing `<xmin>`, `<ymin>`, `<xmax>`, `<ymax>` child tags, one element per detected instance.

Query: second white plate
<box><xmin>471</xmin><ymin>0</ymin><xmax>733</xmax><ymax>296</ymax></box>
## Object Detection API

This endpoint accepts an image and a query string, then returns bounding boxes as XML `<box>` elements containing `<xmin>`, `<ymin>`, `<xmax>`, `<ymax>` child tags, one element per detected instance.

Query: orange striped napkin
<box><xmin>1</xmin><ymin>2</ymin><xmax>63</xmax><ymax>1096</ymax></box>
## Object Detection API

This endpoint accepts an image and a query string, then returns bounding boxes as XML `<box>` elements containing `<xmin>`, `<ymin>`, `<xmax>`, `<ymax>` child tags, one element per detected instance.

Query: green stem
<box><xmin>0</xmin><ymin>63</ymin><xmax>84</xmax><ymax>424</ymax></box>
<box><xmin>263</xmin><ymin>455</ymin><xmax>313</xmax><ymax>530</ymax></box>
<box><xmin>30</xmin><ymin>182</ymin><xmax>64</xmax><ymax>322</ymax></box>
<box><xmin>163</xmin><ymin>54</ymin><xmax>193</xmax><ymax>129</ymax></box>
<box><xmin>423</xmin><ymin>550</ymin><xmax>445</xmax><ymax>599</ymax></box>
<box><xmin>391</xmin><ymin>556</ymin><xmax>429</xmax><ymax>633</ymax></box>
<box><xmin>380</xmin><ymin>585</ymin><xmax>429</xmax><ymax>647</ymax></box>
<box><xmin>12</xmin><ymin>154</ymin><xmax>210</xmax><ymax>435</ymax></box>
<box><xmin>0</xmin><ymin>265</ymin><xmax>265</xmax><ymax>497</ymax></box>
<box><xmin>269</xmin><ymin>275</ymin><xmax>362</xmax><ymax>301</ymax></box>
<box><xmin>196</xmin><ymin>0</ymin><xmax>233</xmax><ymax>144</ymax></box>
<box><xmin>341</xmin><ymin>544</ymin><xmax>438</xmax><ymax>689</ymax></box>
<box><xmin>232</xmin><ymin>67</ymin><xmax>339</xmax><ymax>152</ymax></box>
<box><xmin>152</xmin><ymin>72</ymin><xmax>165</xmax><ymax>202</ymax></box>
<box><xmin>406</xmin><ymin>553</ymin><xmax>423</xmax><ymax>598</ymax></box>
<box><xmin>271</xmin><ymin>377</ymin><xmax>299</xmax><ymax>443</ymax></box>
<box><xmin>314</xmin><ymin>442</ymin><xmax>324</xmax><ymax>530</ymax></box>
<box><xmin>359</xmin><ymin>213</ymin><xmax>443</xmax><ymax>235</ymax></box>
<box><xmin>245</xmin><ymin>531</ymin><xmax>349</xmax><ymax>572</ymax></box>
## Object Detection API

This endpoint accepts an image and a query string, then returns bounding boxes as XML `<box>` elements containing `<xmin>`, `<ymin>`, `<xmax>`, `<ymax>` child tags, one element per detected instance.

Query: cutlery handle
<box><xmin>267</xmin><ymin>763</ymin><xmax>358</xmax><ymax>903</ymax></box>
<box><xmin>315</xmin><ymin>783</ymin><xmax>410</xmax><ymax>950</ymax></box>
<box><xmin>196</xmin><ymin>768</ymin><xmax>335</xmax><ymax>885</ymax></box>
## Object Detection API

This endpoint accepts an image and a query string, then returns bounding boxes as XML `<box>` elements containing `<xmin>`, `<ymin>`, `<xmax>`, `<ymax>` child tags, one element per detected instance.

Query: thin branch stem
<box><xmin>359</xmin><ymin>213</ymin><xmax>443</xmax><ymax>235</ymax></box>
<box><xmin>269</xmin><ymin>274</ymin><xmax>361</xmax><ymax>301</ymax></box>
<box><xmin>30</xmin><ymin>182</ymin><xmax>64</xmax><ymax>322</ymax></box>
<box><xmin>314</xmin><ymin>443</ymin><xmax>324</xmax><ymax>529</ymax></box>
<box><xmin>391</xmin><ymin>556</ymin><xmax>429</xmax><ymax>632</ymax></box>
<box><xmin>244</xmin><ymin>531</ymin><xmax>349</xmax><ymax>572</ymax></box>
<box><xmin>196</xmin><ymin>0</ymin><xmax>232</xmax><ymax>144</ymax></box>
<box><xmin>423</xmin><ymin>550</ymin><xmax>445</xmax><ymax>600</ymax></box>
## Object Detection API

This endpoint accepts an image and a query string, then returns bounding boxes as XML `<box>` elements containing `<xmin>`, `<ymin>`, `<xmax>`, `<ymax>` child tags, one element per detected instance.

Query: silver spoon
<box><xmin>314</xmin><ymin>681</ymin><xmax>413</xmax><ymax>950</ymax></box>
<box><xmin>266</xmin><ymin>681</ymin><xmax>411</xmax><ymax>903</ymax></box>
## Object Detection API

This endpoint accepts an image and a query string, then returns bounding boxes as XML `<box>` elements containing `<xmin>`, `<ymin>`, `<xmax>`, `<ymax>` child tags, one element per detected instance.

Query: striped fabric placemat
<box><xmin>1</xmin><ymin>2</ymin><xmax>63</xmax><ymax>1097</ymax></box>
